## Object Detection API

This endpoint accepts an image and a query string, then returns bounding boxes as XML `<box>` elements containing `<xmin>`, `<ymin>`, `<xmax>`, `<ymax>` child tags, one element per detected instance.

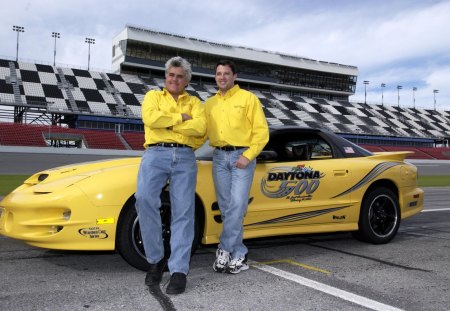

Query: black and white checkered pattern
<box><xmin>1</xmin><ymin>58</ymin><xmax>449</xmax><ymax>139</ymax></box>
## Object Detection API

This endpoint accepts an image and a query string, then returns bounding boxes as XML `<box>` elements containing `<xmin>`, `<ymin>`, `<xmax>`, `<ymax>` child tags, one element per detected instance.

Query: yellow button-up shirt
<box><xmin>205</xmin><ymin>85</ymin><xmax>269</xmax><ymax>161</ymax></box>
<box><xmin>141</xmin><ymin>88</ymin><xmax>206</xmax><ymax>149</ymax></box>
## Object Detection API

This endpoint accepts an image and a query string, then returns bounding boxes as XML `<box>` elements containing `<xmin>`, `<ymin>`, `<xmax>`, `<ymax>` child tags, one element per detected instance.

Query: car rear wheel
<box><xmin>116</xmin><ymin>193</ymin><xmax>200</xmax><ymax>271</ymax></box>
<box><xmin>354</xmin><ymin>187</ymin><xmax>400</xmax><ymax>244</ymax></box>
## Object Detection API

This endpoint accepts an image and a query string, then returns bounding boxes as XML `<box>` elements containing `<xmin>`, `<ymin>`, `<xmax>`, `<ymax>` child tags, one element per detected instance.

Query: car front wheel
<box><xmin>116</xmin><ymin>194</ymin><xmax>199</xmax><ymax>271</ymax></box>
<box><xmin>355</xmin><ymin>187</ymin><xmax>400</xmax><ymax>244</ymax></box>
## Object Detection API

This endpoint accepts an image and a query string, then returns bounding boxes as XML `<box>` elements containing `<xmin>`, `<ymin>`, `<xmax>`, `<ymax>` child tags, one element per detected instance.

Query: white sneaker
<box><xmin>213</xmin><ymin>248</ymin><xmax>230</xmax><ymax>273</ymax></box>
<box><xmin>227</xmin><ymin>255</ymin><xmax>249</xmax><ymax>274</ymax></box>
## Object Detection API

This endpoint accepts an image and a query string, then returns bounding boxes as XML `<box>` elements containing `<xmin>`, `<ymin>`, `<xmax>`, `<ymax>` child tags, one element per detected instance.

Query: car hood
<box><xmin>23</xmin><ymin>157</ymin><xmax>142</xmax><ymax>187</ymax></box>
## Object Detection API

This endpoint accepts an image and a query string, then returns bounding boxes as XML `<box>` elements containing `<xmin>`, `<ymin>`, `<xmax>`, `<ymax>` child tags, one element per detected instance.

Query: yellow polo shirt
<box><xmin>205</xmin><ymin>85</ymin><xmax>269</xmax><ymax>161</ymax></box>
<box><xmin>141</xmin><ymin>88</ymin><xmax>206</xmax><ymax>149</ymax></box>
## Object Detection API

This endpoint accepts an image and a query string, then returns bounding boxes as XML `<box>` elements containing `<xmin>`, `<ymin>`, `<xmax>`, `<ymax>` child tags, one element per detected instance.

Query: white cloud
<box><xmin>1</xmin><ymin>0</ymin><xmax>449</xmax><ymax>110</ymax></box>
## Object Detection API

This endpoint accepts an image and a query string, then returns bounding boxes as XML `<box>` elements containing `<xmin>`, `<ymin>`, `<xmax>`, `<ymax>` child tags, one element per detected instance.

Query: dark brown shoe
<box><xmin>166</xmin><ymin>272</ymin><xmax>187</xmax><ymax>295</ymax></box>
<box><xmin>145</xmin><ymin>258</ymin><xmax>166</xmax><ymax>286</ymax></box>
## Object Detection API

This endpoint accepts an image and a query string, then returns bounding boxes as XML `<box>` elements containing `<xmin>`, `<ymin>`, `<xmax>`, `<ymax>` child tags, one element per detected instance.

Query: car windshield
<box><xmin>194</xmin><ymin>130</ymin><xmax>373</xmax><ymax>161</ymax></box>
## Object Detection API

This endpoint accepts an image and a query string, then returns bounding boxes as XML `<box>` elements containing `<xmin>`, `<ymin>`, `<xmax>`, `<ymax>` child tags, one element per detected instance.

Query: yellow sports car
<box><xmin>0</xmin><ymin>127</ymin><xmax>423</xmax><ymax>271</ymax></box>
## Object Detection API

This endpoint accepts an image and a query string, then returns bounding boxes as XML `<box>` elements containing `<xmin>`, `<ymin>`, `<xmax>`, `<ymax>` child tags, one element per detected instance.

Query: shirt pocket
<box><xmin>180</xmin><ymin>102</ymin><xmax>192</xmax><ymax>115</ymax></box>
<box><xmin>229</xmin><ymin>104</ymin><xmax>247</xmax><ymax>128</ymax></box>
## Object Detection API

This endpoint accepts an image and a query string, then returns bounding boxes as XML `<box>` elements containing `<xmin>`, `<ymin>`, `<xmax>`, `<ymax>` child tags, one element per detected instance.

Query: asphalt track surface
<box><xmin>1</xmin><ymin>147</ymin><xmax>449</xmax><ymax>310</ymax></box>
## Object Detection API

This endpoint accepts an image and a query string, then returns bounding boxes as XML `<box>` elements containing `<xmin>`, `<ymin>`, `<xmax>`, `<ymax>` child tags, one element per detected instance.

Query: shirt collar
<box><xmin>218</xmin><ymin>84</ymin><xmax>240</xmax><ymax>98</ymax></box>
<box><xmin>162</xmin><ymin>88</ymin><xmax>189</xmax><ymax>100</ymax></box>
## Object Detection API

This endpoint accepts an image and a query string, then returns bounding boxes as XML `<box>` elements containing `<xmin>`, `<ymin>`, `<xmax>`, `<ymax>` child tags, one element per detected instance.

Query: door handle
<box><xmin>333</xmin><ymin>169</ymin><xmax>348</xmax><ymax>177</ymax></box>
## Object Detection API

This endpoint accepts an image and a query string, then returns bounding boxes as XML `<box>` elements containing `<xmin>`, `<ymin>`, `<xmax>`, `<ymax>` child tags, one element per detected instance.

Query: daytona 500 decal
<box><xmin>261</xmin><ymin>165</ymin><xmax>325</xmax><ymax>202</ymax></box>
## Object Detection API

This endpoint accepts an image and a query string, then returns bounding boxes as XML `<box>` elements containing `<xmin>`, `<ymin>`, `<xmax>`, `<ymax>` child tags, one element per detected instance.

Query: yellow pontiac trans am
<box><xmin>0</xmin><ymin>127</ymin><xmax>423</xmax><ymax>271</ymax></box>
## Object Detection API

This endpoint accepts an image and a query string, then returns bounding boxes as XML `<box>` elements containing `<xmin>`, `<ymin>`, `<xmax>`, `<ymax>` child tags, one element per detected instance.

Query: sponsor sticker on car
<box><xmin>261</xmin><ymin>165</ymin><xmax>324</xmax><ymax>202</ymax></box>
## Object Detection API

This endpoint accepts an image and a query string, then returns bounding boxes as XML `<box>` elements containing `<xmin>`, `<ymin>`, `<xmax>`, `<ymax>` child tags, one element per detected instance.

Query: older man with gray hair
<box><xmin>135</xmin><ymin>56</ymin><xmax>206</xmax><ymax>294</ymax></box>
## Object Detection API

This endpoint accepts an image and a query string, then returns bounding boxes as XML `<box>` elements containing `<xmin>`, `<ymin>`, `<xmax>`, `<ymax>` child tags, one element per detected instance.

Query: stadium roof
<box><xmin>113</xmin><ymin>24</ymin><xmax>358</xmax><ymax>77</ymax></box>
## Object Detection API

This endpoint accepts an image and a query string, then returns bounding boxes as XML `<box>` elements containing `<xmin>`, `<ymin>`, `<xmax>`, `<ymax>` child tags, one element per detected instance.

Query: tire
<box><xmin>354</xmin><ymin>187</ymin><xmax>400</xmax><ymax>244</ymax></box>
<box><xmin>116</xmin><ymin>193</ymin><xmax>200</xmax><ymax>271</ymax></box>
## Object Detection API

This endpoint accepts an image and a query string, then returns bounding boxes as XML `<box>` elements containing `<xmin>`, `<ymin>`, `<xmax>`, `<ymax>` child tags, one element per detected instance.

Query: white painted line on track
<box><xmin>252</xmin><ymin>262</ymin><xmax>404</xmax><ymax>311</ymax></box>
<box><xmin>422</xmin><ymin>208</ymin><xmax>450</xmax><ymax>212</ymax></box>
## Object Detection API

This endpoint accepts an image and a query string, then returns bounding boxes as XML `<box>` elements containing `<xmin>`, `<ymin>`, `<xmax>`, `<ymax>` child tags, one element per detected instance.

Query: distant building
<box><xmin>112</xmin><ymin>24</ymin><xmax>358</xmax><ymax>101</ymax></box>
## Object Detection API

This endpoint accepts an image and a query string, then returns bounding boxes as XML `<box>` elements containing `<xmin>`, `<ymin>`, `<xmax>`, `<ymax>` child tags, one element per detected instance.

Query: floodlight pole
<box><xmin>52</xmin><ymin>32</ymin><xmax>60</xmax><ymax>66</ymax></box>
<box><xmin>363</xmin><ymin>80</ymin><xmax>369</xmax><ymax>104</ymax></box>
<box><xmin>85</xmin><ymin>37</ymin><xmax>95</xmax><ymax>70</ymax></box>
<box><xmin>381</xmin><ymin>83</ymin><xmax>386</xmax><ymax>106</ymax></box>
<box><xmin>397</xmin><ymin>85</ymin><xmax>402</xmax><ymax>107</ymax></box>
<box><xmin>13</xmin><ymin>25</ymin><xmax>25</xmax><ymax>61</ymax></box>
<box><xmin>433</xmin><ymin>89</ymin><xmax>439</xmax><ymax>110</ymax></box>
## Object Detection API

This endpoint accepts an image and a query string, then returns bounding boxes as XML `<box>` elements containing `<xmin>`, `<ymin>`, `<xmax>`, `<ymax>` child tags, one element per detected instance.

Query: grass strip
<box><xmin>0</xmin><ymin>175</ymin><xmax>29</xmax><ymax>196</ymax></box>
<box><xmin>418</xmin><ymin>175</ymin><xmax>450</xmax><ymax>187</ymax></box>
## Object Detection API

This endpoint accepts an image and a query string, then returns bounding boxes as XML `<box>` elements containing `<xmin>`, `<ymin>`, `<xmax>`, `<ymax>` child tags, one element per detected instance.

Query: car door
<box><xmin>244</xmin><ymin>135</ymin><xmax>353</xmax><ymax>232</ymax></box>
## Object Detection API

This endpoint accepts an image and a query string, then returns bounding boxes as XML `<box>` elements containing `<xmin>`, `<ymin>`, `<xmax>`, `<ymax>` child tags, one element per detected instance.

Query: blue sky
<box><xmin>1</xmin><ymin>0</ymin><xmax>449</xmax><ymax>111</ymax></box>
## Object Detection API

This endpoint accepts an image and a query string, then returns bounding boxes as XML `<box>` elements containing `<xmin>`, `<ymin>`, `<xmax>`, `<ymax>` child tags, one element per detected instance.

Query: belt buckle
<box><xmin>220</xmin><ymin>146</ymin><xmax>235</xmax><ymax>151</ymax></box>
<box><xmin>161</xmin><ymin>143</ymin><xmax>185</xmax><ymax>148</ymax></box>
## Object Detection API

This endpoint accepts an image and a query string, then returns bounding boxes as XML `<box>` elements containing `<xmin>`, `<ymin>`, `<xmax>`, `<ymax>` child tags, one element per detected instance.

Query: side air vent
<box><xmin>38</xmin><ymin>174</ymin><xmax>49</xmax><ymax>182</ymax></box>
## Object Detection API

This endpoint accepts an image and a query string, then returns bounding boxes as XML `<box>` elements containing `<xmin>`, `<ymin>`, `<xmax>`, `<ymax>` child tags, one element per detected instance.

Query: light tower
<box><xmin>363</xmin><ymin>80</ymin><xmax>369</xmax><ymax>104</ymax></box>
<box><xmin>13</xmin><ymin>25</ymin><xmax>25</xmax><ymax>61</ymax></box>
<box><xmin>52</xmin><ymin>32</ymin><xmax>60</xmax><ymax>66</ymax></box>
<box><xmin>85</xmin><ymin>37</ymin><xmax>95</xmax><ymax>70</ymax></box>
<box><xmin>397</xmin><ymin>85</ymin><xmax>402</xmax><ymax>107</ymax></box>
<box><xmin>433</xmin><ymin>89</ymin><xmax>439</xmax><ymax>110</ymax></box>
<box><xmin>381</xmin><ymin>83</ymin><xmax>386</xmax><ymax>106</ymax></box>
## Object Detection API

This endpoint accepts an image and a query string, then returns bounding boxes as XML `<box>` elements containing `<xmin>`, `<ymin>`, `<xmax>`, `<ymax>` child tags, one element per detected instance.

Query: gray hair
<box><xmin>165</xmin><ymin>56</ymin><xmax>192</xmax><ymax>82</ymax></box>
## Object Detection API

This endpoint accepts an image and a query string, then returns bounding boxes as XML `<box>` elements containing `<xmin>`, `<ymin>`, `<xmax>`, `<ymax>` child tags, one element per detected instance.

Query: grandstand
<box><xmin>1</xmin><ymin>26</ymin><xmax>450</xmax><ymax>159</ymax></box>
<box><xmin>112</xmin><ymin>25</ymin><xmax>358</xmax><ymax>101</ymax></box>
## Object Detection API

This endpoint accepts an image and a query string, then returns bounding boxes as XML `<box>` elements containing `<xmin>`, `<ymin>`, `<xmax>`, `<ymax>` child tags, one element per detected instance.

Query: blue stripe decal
<box><xmin>332</xmin><ymin>162</ymin><xmax>401</xmax><ymax>198</ymax></box>
<box><xmin>244</xmin><ymin>205</ymin><xmax>350</xmax><ymax>227</ymax></box>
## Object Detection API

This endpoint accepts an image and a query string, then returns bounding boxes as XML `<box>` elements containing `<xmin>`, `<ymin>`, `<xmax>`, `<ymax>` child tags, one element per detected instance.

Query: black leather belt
<box><xmin>216</xmin><ymin>146</ymin><xmax>247</xmax><ymax>151</ymax></box>
<box><xmin>148</xmin><ymin>143</ymin><xmax>191</xmax><ymax>148</ymax></box>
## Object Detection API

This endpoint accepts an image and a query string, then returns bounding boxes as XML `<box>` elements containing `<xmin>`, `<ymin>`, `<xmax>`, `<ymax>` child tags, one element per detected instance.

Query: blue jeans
<box><xmin>135</xmin><ymin>146</ymin><xmax>197</xmax><ymax>275</ymax></box>
<box><xmin>212</xmin><ymin>148</ymin><xmax>256</xmax><ymax>259</ymax></box>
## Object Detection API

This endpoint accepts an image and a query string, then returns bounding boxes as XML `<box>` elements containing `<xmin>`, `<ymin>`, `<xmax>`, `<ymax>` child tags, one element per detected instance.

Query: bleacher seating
<box><xmin>1</xmin><ymin>58</ymin><xmax>450</xmax><ymax>155</ymax></box>
<box><xmin>358</xmin><ymin>144</ymin><xmax>450</xmax><ymax>159</ymax></box>
<box><xmin>122</xmin><ymin>132</ymin><xmax>145</xmax><ymax>150</ymax></box>
<box><xmin>418</xmin><ymin>147</ymin><xmax>450</xmax><ymax>160</ymax></box>
<box><xmin>375</xmin><ymin>145</ymin><xmax>435</xmax><ymax>159</ymax></box>
<box><xmin>359</xmin><ymin>145</ymin><xmax>386</xmax><ymax>153</ymax></box>
<box><xmin>80</xmin><ymin>129</ymin><xmax>126</xmax><ymax>150</ymax></box>
<box><xmin>3</xmin><ymin>120</ymin><xmax>449</xmax><ymax>157</ymax></box>
<box><xmin>0</xmin><ymin>122</ymin><xmax>128</xmax><ymax>150</ymax></box>
<box><xmin>0</xmin><ymin>122</ymin><xmax>47</xmax><ymax>147</ymax></box>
